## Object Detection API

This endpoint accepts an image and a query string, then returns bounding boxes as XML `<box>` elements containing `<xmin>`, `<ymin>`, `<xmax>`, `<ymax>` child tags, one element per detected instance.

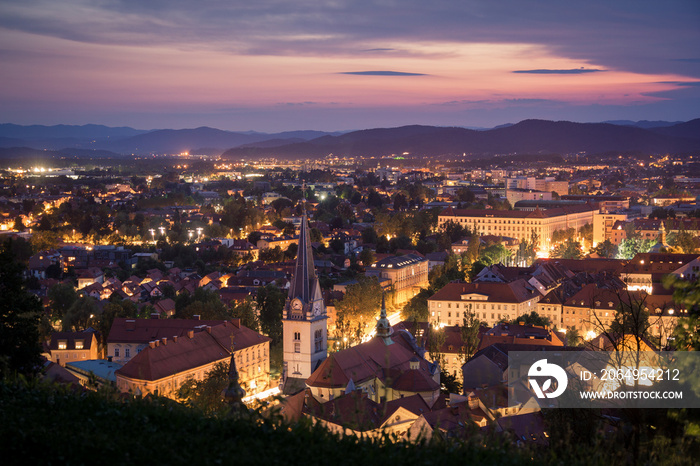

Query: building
<box><xmin>507</xmin><ymin>176</ymin><xmax>569</xmax><ymax>197</ymax></box>
<box><xmin>428</xmin><ymin>281</ymin><xmax>541</xmax><ymax>328</ymax></box>
<box><xmin>365</xmin><ymin>253</ymin><xmax>429</xmax><ymax>306</ymax></box>
<box><xmin>107</xmin><ymin>317</ymin><xmax>228</xmax><ymax>364</ymax></box>
<box><xmin>114</xmin><ymin>319</ymin><xmax>270</xmax><ymax>398</ymax></box>
<box><xmin>620</xmin><ymin>253</ymin><xmax>700</xmax><ymax>293</ymax></box>
<box><xmin>45</xmin><ymin>330</ymin><xmax>99</xmax><ymax>367</ymax></box>
<box><xmin>282</xmin><ymin>213</ymin><xmax>328</xmax><ymax>388</ymax></box>
<box><xmin>438</xmin><ymin>205</ymin><xmax>598</xmax><ymax>250</ymax></box>
<box><xmin>305</xmin><ymin>303</ymin><xmax>441</xmax><ymax>407</ymax></box>
<box><xmin>505</xmin><ymin>189</ymin><xmax>552</xmax><ymax>206</ymax></box>
<box><xmin>593</xmin><ymin>212</ymin><xmax>628</xmax><ymax>246</ymax></box>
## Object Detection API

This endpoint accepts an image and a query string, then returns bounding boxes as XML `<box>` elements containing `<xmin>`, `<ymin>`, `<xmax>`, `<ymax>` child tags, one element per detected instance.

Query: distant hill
<box><xmin>603</xmin><ymin>120</ymin><xmax>684</xmax><ymax>129</ymax></box>
<box><xmin>647</xmin><ymin>118</ymin><xmax>700</xmax><ymax>141</ymax></box>
<box><xmin>222</xmin><ymin>119</ymin><xmax>700</xmax><ymax>159</ymax></box>
<box><xmin>1</xmin><ymin>120</ymin><xmax>697</xmax><ymax>157</ymax></box>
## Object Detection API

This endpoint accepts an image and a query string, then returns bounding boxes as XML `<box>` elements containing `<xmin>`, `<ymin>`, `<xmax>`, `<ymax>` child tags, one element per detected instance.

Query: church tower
<box><xmin>282</xmin><ymin>212</ymin><xmax>328</xmax><ymax>383</ymax></box>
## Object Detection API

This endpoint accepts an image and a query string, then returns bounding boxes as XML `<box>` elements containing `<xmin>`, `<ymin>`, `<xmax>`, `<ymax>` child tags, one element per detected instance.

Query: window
<box><xmin>294</xmin><ymin>332</ymin><xmax>301</xmax><ymax>341</ymax></box>
<box><xmin>58</xmin><ymin>340</ymin><xmax>67</xmax><ymax>350</ymax></box>
<box><xmin>125</xmin><ymin>348</ymin><xmax>130</xmax><ymax>358</ymax></box>
<box><xmin>114</xmin><ymin>348</ymin><xmax>120</xmax><ymax>357</ymax></box>
<box><xmin>74</xmin><ymin>340</ymin><xmax>84</xmax><ymax>350</ymax></box>
<box><xmin>294</xmin><ymin>342</ymin><xmax>300</xmax><ymax>353</ymax></box>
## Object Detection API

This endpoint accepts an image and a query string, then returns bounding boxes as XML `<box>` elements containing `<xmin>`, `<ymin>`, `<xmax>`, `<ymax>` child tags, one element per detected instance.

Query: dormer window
<box><xmin>74</xmin><ymin>340</ymin><xmax>84</xmax><ymax>350</ymax></box>
<box><xmin>58</xmin><ymin>340</ymin><xmax>67</xmax><ymax>350</ymax></box>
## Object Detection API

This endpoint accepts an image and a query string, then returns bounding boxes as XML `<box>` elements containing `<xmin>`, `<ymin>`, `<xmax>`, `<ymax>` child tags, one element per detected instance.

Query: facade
<box><xmin>282</xmin><ymin>213</ymin><xmax>328</xmax><ymax>384</ymax></box>
<box><xmin>115</xmin><ymin>319</ymin><xmax>270</xmax><ymax>398</ymax></box>
<box><xmin>437</xmin><ymin>206</ymin><xmax>598</xmax><ymax>250</ymax></box>
<box><xmin>46</xmin><ymin>331</ymin><xmax>99</xmax><ymax>367</ymax></box>
<box><xmin>107</xmin><ymin>317</ymin><xmax>227</xmax><ymax>365</ymax></box>
<box><xmin>428</xmin><ymin>281</ymin><xmax>541</xmax><ymax>328</ymax></box>
<box><xmin>365</xmin><ymin>253</ymin><xmax>429</xmax><ymax>306</ymax></box>
<box><xmin>593</xmin><ymin>212</ymin><xmax>627</xmax><ymax>247</ymax></box>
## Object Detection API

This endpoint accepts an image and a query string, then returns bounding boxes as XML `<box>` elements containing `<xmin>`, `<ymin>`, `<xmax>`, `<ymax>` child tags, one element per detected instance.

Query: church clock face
<box><xmin>313</xmin><ymin>302</ymin><xmax>321</xmax><ymax>316</ymax></box>
<box><xmin>291</xmin><ymin>299</ymin><xmax>303</xmax><ymax>311</ymax></box>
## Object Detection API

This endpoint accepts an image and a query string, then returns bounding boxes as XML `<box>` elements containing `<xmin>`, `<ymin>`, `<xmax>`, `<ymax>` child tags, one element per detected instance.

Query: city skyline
<box><xmin>1</xmin><ymin>0</ymin><xmax>699</xmax><ymax>132</ymax></box>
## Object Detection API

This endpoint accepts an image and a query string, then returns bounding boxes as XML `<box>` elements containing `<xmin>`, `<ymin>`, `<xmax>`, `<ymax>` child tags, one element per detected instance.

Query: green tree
<box><xmin>177</xmin><ymin>361</ymin><xmax>230</xmax><ymax>414</ymax></box>
<box><xmin>0</xmin><ymin>242</ymin><xmax>42</xmax><ymax>377</ymax></box>
<box><xmin>47</xmin><ymin>283</ymin><xmax>79</xmax><ymax>324</ymax></box>
<box><xmin>551</xmin><ymin>239</ymin><xmax>583</xmax><ymax>259</ymax></box>
<box><xmin>62</xmin><ymin>296</ymin><xmax>100</xmax><ymax>331</ymax></box>
<box><xmin>591</xmin><ymin>239</ymin><xmax>617</xmax><ymax>258</ymax></box>
<box><xmin>400</xmin><ymin>288</ymin><xmax>431</xmax><ymax>322</ymax></box>
<box><xmin>616</xmin><ymin>238</ymin><xmax>656</xmax><ymax>259</ymax></box>
<box><xmin>460</xmin><ymin>304</ymin><xmax>482</xmax><ymax>362</ymax></box>
<box><xmin>256</xmin><ymin>284</ymin><xmax>286</xmax><ymax>344</ymax></box>
<box><xmin>230</xmin><ymin>298</ymin><xmax>260</xmax><ymax>332</ymax></box>
<box><xmin>512</xmin><ymin>311</ymin><xmax>551</xmax><ymax>327</ymax></box>
<box><xmin>335</xmin><ymin>276</ymin><xmax>383</xmax><ymax>345</ymax></box>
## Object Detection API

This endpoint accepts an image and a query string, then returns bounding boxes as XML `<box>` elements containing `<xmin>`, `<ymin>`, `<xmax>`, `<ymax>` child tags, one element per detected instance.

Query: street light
<box><xmin>159</xmin><ymin>226</ymin><xmax>165</xmax><ymax>238</ymax></box>
<box><xmin>188</xmin><ymin>230</ymin><xmax>194</xmax><ymax>242</ymax></box>
<box><xmin>149</xmin><ymin>228</ymin><xmax>155</xmax><ymax>242</ymax></box>
<box><xmin>196</xmin><ymin>227</ymin><xmax>203</xmax><ymax>239</ymax></box>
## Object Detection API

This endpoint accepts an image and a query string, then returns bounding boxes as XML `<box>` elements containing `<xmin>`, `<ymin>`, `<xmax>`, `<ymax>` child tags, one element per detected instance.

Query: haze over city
<box><xmin>1</xmin><ymin>0</ymin><xmax>699</xmax><ymax>131</ymax></box>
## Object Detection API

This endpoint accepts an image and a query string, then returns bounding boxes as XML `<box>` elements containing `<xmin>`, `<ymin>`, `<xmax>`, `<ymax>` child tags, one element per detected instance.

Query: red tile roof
<box><xmin>115</xmin><ymin>320</ymin><xmax>270</xmax><ymax>381</ymax></box>
<box><xmin>107</xmin><ymin>317</ymin><xmax>228</xmax><ymax>345</ymax></box>
<box><xmin>429</xmin><ymin>280</ymin><xmax>538</xmax><ymax>304</ymax></box>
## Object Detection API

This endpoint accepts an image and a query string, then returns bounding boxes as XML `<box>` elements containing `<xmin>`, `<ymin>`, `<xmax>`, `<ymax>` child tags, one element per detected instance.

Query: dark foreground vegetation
<box><xmin>1</xmin><ymin>377</ymin><xmax>699</xmax><ymax>466</ymax></box>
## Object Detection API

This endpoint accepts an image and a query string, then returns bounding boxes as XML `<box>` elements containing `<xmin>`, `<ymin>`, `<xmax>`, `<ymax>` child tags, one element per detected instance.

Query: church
<box><xmin>282</xmin><ymin>211</ymin><xmax>440</xmax><ymax>406</ymax></box>
<box><xmin>282</xmin><ymin>211</ymin><xmax>329</xmax><ymax>392</ymax></box>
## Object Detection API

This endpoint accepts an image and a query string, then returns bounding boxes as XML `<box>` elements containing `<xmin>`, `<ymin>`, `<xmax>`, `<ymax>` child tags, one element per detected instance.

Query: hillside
<box><xmin>222</xmin><ymin>119</ymin><xmax>700</xmax><ymax>159</ymax></box>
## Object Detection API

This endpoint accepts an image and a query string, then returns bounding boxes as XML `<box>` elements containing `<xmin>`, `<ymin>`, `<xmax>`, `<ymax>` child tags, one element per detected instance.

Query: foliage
<box><xmin>551</xmin><ymin>227</ymin><xmax>576</xmax><ymax>243</ymax></box>
<box><xmin>480</xmin><ymin>243</ymin><xmax>512</xmax><ymax>265</ymax></box>
<box><xmin>615</xmin><ymin>237</ymin><xmax>655</xmax><ymax>259</ymax></box>
<box><xmin>591</xmin><ymin>239</ymin><xmax>617</xmax><ymax>258</ymax></box>
<box><xmin>551</xmin><ymin>239</ymin><xmax>583</xmax><ymax>259</ymax></box>
<box><xmin>29</xmin><ymin>231</ymin><xmax>59</xmax><ymax>253</ymax></box>
<box><xmin>400</xmin><ymin>288</ymin><xmax>431</xmax><ymax>322</ymax></box>
<box><xmin>440</xmin><ymin>368</ymin><xmax>462</xmax><ymax>395</ymax></box>
<box><xmin>47</xmin><ymin>283</ymin><xmax>79</xmax><ymax>323</ymax></box>
<box><xmin>175</xmin><ymin>288</ymin><xmax>229</xmax><ymax>320</ymax></box>
<box><xmin>62</xmin><ymin>296</ymin><xmax>100</xmax><ymax>331</ymax></box>
<box><xmin>0</xmin><ymin>242</ymin><xmax>42</xmax><ymax>378</ymax></box>
<box><xmin>230</xmin><ymin>298</ymin><xmax>260</xmax><ymax>332</ymax></box>
<box><xmin>511</xmin><ymin>311</ymin><xmax>551</xmax><ymax>327</ymax></box>
<box><xmin>256</xmin><ymin>284</ymin><xmax>286</xmax><ymax>344</ymax></box>
<box><xmin>427</xmin><ymin>327</ymin><xmax>446</xmax><ymax>366</ymax></box>
<box><xmin>460</xmin><ymin>306</ymin><xmax>482</xmax><ymax>361</ymax></box>
<box><xmin>177</xmin><ymin>361</ymin><xmax>230</xmax><ymax>414</ymax></box>
<box><xmin>335</xmin><ymin>276</ymin><xmax>383</xmax><ymax>345</ymax></box>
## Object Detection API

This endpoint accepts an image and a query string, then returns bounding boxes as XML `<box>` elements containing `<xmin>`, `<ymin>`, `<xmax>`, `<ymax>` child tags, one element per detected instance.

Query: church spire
<box><xmin>376</xmin><ymin>292</ymin><xmax>392</xmax><ymax>342</ymax></box>
<box><xmin>288</xmin><ymin>209</ymin><xmax>317</xmax><ymax>305</ymax></box>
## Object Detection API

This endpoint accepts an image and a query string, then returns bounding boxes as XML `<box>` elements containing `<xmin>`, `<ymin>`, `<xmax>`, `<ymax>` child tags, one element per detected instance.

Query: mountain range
<box><xmin>0</xmin><ymin>119</ymin><xmax>698</xmax><ymax>160</ymax></box>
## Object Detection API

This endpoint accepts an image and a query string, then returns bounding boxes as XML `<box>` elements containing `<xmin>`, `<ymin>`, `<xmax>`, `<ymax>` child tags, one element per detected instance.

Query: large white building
<box><xmin>438</xmin><ymin>205</ymin><xmax>598</xmax><ymax>250</ymax></box>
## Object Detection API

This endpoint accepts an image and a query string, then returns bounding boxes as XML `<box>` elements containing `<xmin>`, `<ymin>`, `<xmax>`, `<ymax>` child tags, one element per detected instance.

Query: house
<box><xmin>45</xmin><ymin>330</ymin><xmax>99</xmax><ymax>367</ymax></box>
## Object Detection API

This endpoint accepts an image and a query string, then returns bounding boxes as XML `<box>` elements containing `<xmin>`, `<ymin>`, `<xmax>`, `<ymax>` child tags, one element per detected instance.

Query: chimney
<box><xmin>205</xmin><ymin>326</ymin><xmax>211</xmax><ymax>334</ymax></box>
<box><xmin>173</xmin><ymin>335</ymin><xmax>178</xmax><ymax>343</ymax></box>
<box><xmin>107</xmin><ymin>356</ymin><xmax>113</xmax><ymax>362</ymax></box>
<box><xmin>193</xmin><ymin>314</ymin><xmax>201</xmax><ymax>321</ymax></box>
<box><xmin>188</xmin><ymin>330</ymin><xmax>194</xmax><ymax>339</ymax></box>
<box><xmin>150</xmin><ymin>313</ymin><xmax>160</xmax><ymax>319</ymax></box>
<box><xmin>231</xmin><ymin>318</ymin><xmax>241</xmax><ymax>328</ymax></box>
<box><xmin>126</xmin><ymin>319</ymin><xmax>136</xmax><ymax>331</ymax></box>
<box><xmin>161</xmin><ymin>337</ymin><xmax>167</xmax><ymax>345</ymax></box>
<box><xmin>149</xmin><ymin>341</ymin><xmax>156</xmax><ymax>348</ymax></box>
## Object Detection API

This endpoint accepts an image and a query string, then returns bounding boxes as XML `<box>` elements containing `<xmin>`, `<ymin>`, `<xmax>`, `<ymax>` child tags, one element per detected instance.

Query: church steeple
<box><xmin>376</xmin><ymin>292</ymin><xmax>393</xmax><ymax>343</ymax></box>
<box><xmin>282</xmin><ymin>197</ymin><xmax>328</xmax><ymax>385</ymax></box>
<box><xmin>287</xmin><ymin>211</ymin><xmax>318</xmax><ymax>307</ymax></box>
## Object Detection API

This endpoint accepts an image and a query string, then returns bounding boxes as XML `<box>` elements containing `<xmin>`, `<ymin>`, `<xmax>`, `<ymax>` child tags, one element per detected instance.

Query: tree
<box><xmin>551</xmin><ymin>239</ymin><xmax>583</xmax><ymax>259</ymax></box>
<box><xmin>427</xmin><ymin>327</ymin><xmax>446</xmax><ymax>366</ymax></box>
<box><xmin>229</xmin><ymin>298</ymin><xmax>260</xmax><ymax>332</ymax></box>
<box><xmin>616</xmin><ymin>238</ymin><xmax>655</xmax><ymax>259</ymax></box>
<box><xmin>460</xmin><ymin>304</ymin><xmax>482</xmax><ymax>362</ymax></box>
<box><xmin>62</xmin><ymin>296</ymin><xmax>100</xmax><ymax>331</ymax></box>
<box><xmin>358</xmin><ymin>248</ymin><xmax>376</xmax><ymax>267</ymax></box>
<box><xmin>177</xmin><ymin>361</ymin><xmax>230</xmax><ymax>414</ymax></box>
<box><xmin>334</xmin><ymin>276</ymin><xmax>383</xmax><ymax>345</ymax></box>
<box><xmin>176</xmin><ymin>288</ymin><xmax>228</xmax><ymax>320</ymax></box>
<box><xmin>400</xmin><ymin>288</ymin><xmax>431</xmax><ymax>322</ymax></box>
<box><xmin>512</xmin><ymin>311</ymin><xmax>551</xmax><ymax>327</ymax></box>
<box><xmin>0</xmin><ymin>241</ymin><xmax>42</xmax><ymax>377</ymax></box>
<box><xmin>256</xmin><ymin>284</ymin><xmax>286</xmax><ymax>344</ymax></box>
<box><xmin>591</xmin><ymin>239</ymin><xmax>617</xmax><ymax>258</ymax></box>
<box><xmin>47</xmin><ymin>283</ymin><xmax>79</xmax><ymax>324</ymax></box>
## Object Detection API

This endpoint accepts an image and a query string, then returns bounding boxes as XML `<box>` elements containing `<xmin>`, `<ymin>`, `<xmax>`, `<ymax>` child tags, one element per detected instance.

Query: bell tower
<box><xmin>282</xmin><ymin>210</ymin><xmax>327</xmax><ymax>383</ymax></box>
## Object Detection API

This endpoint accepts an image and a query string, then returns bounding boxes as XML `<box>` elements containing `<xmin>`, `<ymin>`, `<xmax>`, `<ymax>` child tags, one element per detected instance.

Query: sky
<box><xmin>0</xmin><ymin>0</ymin><xmax>699</xmax><ymax>132</ymax></box>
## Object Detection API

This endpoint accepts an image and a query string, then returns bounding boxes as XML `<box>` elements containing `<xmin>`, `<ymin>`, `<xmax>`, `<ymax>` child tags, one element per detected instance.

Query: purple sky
<box><xmin>0</xmin><ymin>0</ymin><xmax>698</xmax><ymax>132</ymax></box>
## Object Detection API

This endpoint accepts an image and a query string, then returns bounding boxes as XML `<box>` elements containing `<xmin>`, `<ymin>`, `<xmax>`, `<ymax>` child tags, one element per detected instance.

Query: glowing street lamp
<box><xmin>149</xmin><ymin>228</ymin><xmax>155</xmax><ymax>242</ymax></box>
<box><xmin>158</xmin><ymin>226</ymin><xmax>166</xmax><ymax>237</ymax></box>
<box><xmin>188</xmin><ymin>229</ymin><xmax>194</xmax><ymax>242</ymax></box>
<box><xmin>196</xmin><ymin>227</ymin><xmax>203</xmax><ymax>239</ymax></box>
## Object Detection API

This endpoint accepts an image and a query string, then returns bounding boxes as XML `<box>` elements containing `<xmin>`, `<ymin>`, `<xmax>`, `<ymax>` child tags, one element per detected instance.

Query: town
<box><xmin>2</xmin><ymin>147</ymin><xmax>700</xmax><ymax>460</ymax></box>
